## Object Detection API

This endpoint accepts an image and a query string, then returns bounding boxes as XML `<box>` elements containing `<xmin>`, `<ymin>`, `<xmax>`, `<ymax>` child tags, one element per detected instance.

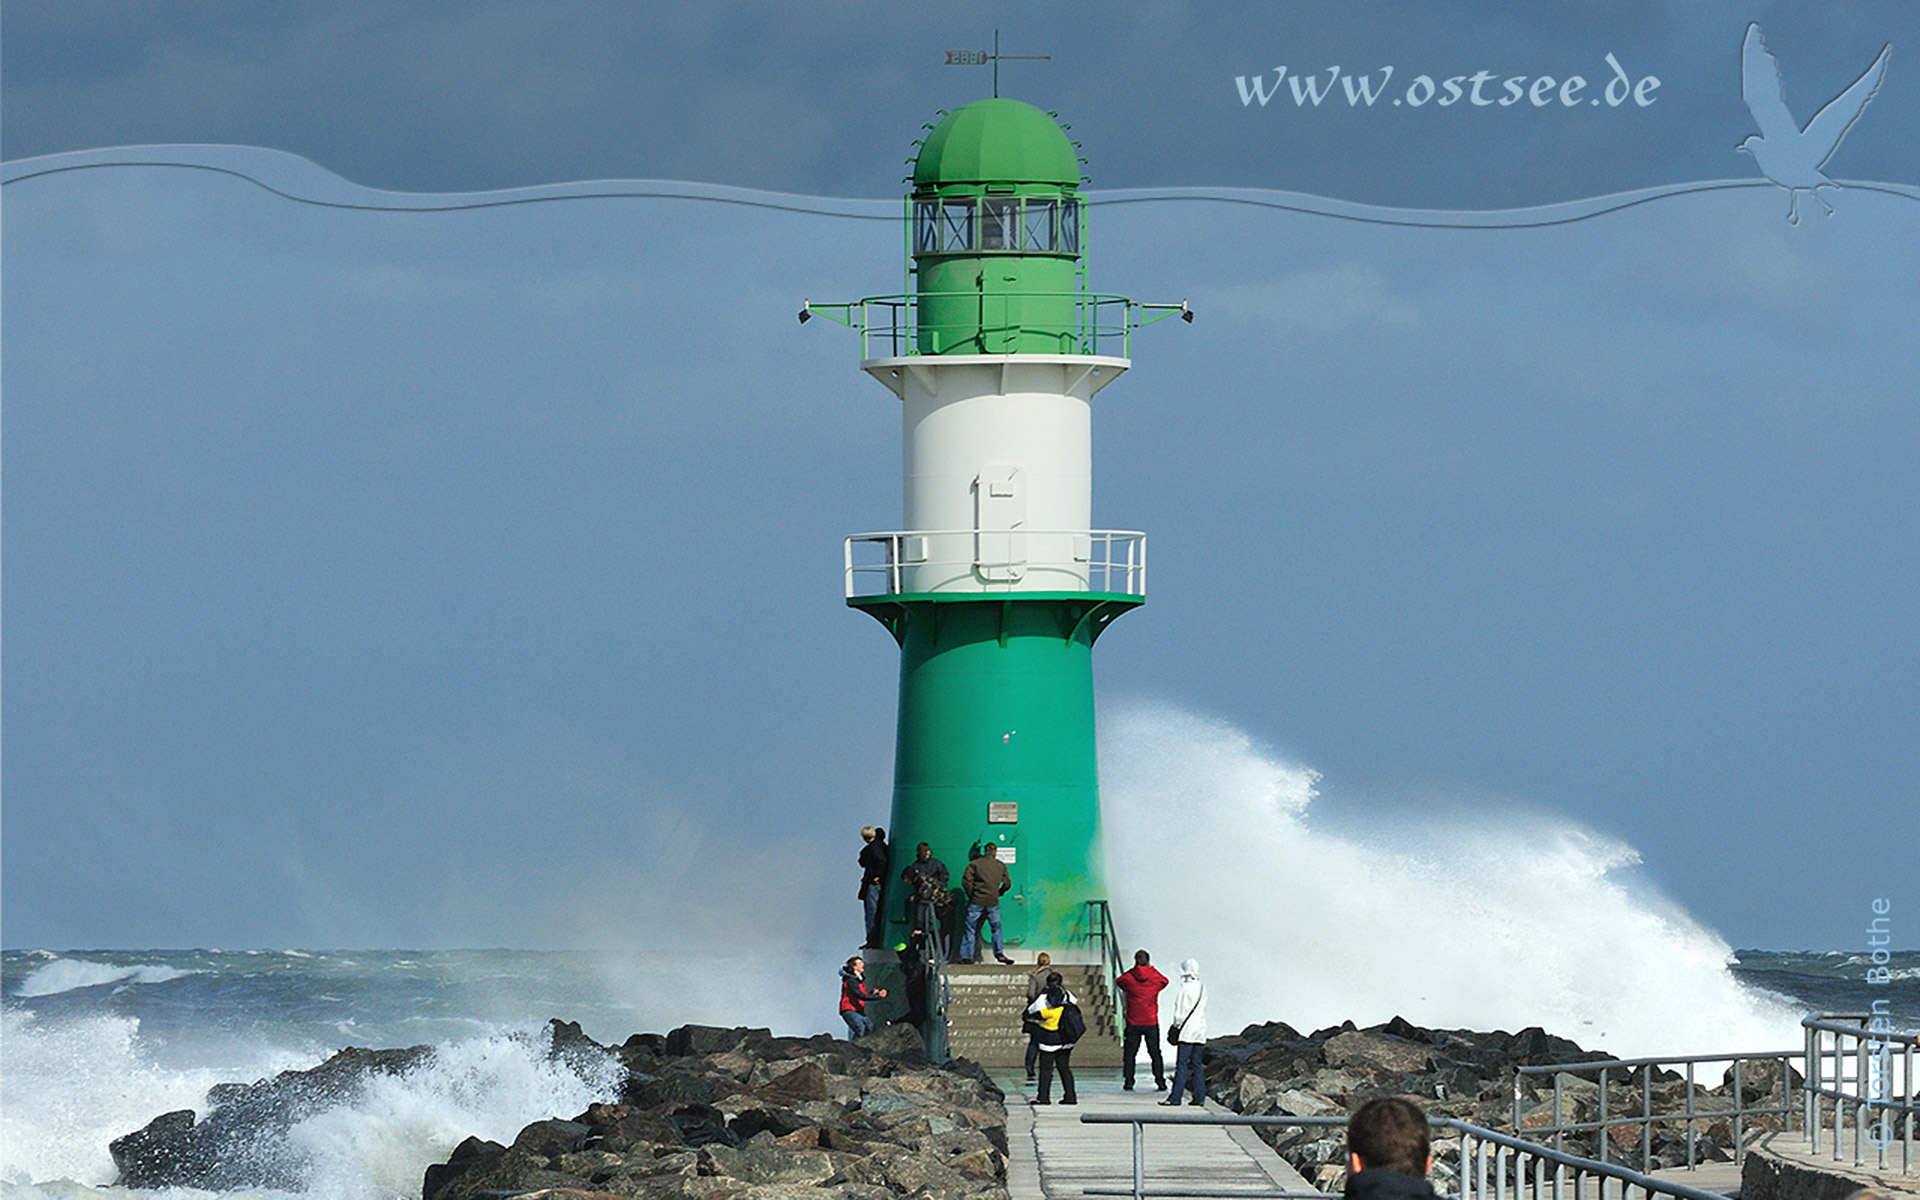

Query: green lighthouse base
<box><xmin>851</xmin><ymin>591</ymin><xmax>1141</xmax><ymax>956</ymax></box>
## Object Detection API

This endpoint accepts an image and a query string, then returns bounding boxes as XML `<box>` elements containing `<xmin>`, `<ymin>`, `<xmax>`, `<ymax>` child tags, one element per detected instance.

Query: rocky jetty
<box><xmin>1205</xmin><ymin>1017</ymin><xmax>1798</xmax><ymax>1194</ymax></box>
<box><xmin>108</xmin><ymin>1018</ymin><xmax>1009</xmax><ymax>1200</ymax></box>
<box><xmin>421</xmin><ymin>1021</ymin><xmax>1008</xmax><ymax>1200</ymax></box>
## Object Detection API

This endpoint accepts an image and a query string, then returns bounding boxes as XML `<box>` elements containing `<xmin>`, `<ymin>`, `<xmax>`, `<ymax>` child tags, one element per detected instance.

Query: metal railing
<box><xmin>1077</xmin><ymin>1113</ymin><xmax>1732</xmax><ymax>1200</ymax></box>
<box><xmin>1803</xmin><ymin>1013</ymin><xmax>1916</xmax><ymax>1174</ymax></box>
<box><xmin>905</xmin><ymin>898</ymin><xmax>954</xmax><ymax>1066</ymax></box>
<box><xmin>1511</xmin><ymin>1048</ymin><xmax>1801</xmax><ymax>1174</ymax></box>
<box><xmin>801</xmin><ymin>291</ymin><xmax>1189</xmax><ymax>359</ymax></box>
<box><xmin>1087</xmin><ymin>899</ymin><xmax>1127</xmax><ymax>1037</ymax></box>
<box><xmin>845</xmin><ymin>529</ymin><xmax>1146</xmax><ymax>599</ymax></box>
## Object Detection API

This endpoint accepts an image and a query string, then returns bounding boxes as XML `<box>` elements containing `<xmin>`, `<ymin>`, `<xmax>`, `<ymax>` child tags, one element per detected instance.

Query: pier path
<box><xmin>995</xmin><ymin>1072</ymin><xmax>1318</xmax><ymax>1200</ymax></box>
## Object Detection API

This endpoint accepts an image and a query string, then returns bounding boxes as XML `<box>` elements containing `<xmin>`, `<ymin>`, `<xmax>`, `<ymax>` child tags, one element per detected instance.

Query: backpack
<box><xmin>1058</xmin><ymin>1002</ymin><xmax>1086</xmax><ymax>1045</ymax></box>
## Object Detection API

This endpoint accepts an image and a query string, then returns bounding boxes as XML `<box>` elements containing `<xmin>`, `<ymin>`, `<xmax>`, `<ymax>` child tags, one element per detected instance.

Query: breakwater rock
<box><xmin>108</xmin><ymin>1018</ymin><xmax>1008</xmax><ymax>1200</ymax></box>
<box><xmin>1205</xmin><ymin>1017</ymin><xmax>1797</xmax><ymax>1193</ymax></box>
<box><xmin>111</xmin><ymin>1042</ymin><xmax>442</xmax><ymax>1190</ymax></box>
<box><xmin>422</xmin><ymin>1021</ymin><xmax>1008</xmax><ymax>1200</ymax></box>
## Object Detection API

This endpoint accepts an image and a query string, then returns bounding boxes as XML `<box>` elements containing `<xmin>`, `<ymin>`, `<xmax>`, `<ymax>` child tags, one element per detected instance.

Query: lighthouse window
<box><xmin>1021</xmin><ymin>199</ymin><xmax>1057</xmax><ymax>251</ymax></box>
<box><xmin>940</xmin><ymin>201</ymin><xmax>974</xmax><ymax>251</ymax></box>
<box><xmin>980</xmin><ymin>198</ymin><xmax>1018</xmax><ymax>250</ymax></box>
<box><xmin>1060</xmin><ymin>199</ymin><xmax>1081</xmax><ymax>254</ymax></box>
<box><xmin>913</xmin><ymin>201</ymin><xmax>940</xmax><ymax>254</ymax></box>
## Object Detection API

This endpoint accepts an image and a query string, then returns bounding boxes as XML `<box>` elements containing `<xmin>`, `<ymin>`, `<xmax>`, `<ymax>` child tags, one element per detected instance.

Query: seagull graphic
<box><xmin>1738</xmin><ymin>23</ymin><xmax>1891</xmax><ymax>224</ymax></box>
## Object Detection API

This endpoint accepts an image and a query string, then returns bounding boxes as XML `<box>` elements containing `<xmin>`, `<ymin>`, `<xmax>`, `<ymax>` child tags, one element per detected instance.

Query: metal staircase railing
<box><xmin>1087</xmin><ymin>898</ymin><xmax>1127</xmax><ymax>1036</ymax></box>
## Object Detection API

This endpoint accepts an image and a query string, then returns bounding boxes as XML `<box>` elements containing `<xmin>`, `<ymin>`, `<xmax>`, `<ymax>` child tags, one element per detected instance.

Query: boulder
<box><xmin>1323</xmin><ymin>1030</ymin><xmax>1431</xmax><ymax>1074</ymax></box>
<box><xmin>666</xmin><ymin>1025</ymin><xmax>773</xmax><ymax>1057</ymax></box>
<box><xmin>858</xmin><ymin>1021</ymin><xmax>929</xmax><ymax>1064</ymax></box>
<box><xmin>760</xmin><ymin>1062</ymin><xmax>832</xmax><ymax>1104</ymax></box>
<box><xmin>699</xmin><ymin>1142</ymin><xmax>838</xmax><ymax>1186</ymax></box>
<box><xmin>514</xmin><ymin>1119</ymin><xmax>592</xmax><ymax>1158</ymax></box>
<box><xmin>670</xmin><ymin>1104</ymin><xmax>739</xmax><ymax>1148</ymax></box>
<box><xmin>112</xmin><ymin>1044</ymin><xmax>442</xmax><ymax>1191</ymax></box>
<box><xmin>1274</xmin><ymin>1089</ymin><xmax>1340</xmax><ymax>1118</ymax></box>
<box><xmin>1725</xmin><ymin>1057</ymin><xmax>1802</xmax><ymax>1102</ymax></box>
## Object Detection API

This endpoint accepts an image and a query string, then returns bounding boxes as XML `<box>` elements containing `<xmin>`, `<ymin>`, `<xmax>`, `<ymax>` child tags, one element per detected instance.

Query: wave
<box><xmin>0</xmin><ymin>1007</ymin><xmax>299</xmax><ymax>1189</ymax></box>
<box><xmin>4</xmin><ymin>145</ymin><xmax>1916</xmax><ymax>230</ymax></box>
<box><xmin>1102</xmin><ymin>702</ymin><xmax>1806</xmax><ymax>1059</ymax></box>
<box><xmin>10</xmin><ymin>958</ymin><xmax>201</xmax><ymax>998</ymax></box>
<box><xmin>0</xmin><ymin>1006</ymin><xmax>621</xmax><ymax>1197</ymax></box>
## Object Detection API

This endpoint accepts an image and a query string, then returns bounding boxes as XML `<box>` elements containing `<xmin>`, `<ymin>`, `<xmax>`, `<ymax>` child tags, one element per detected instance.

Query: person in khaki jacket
<box><xmin>1023</xmin><ymin>952</ymin><xmax>1053</xmax><ymax>1080</ymax></box>
<box><xmin>958</xmin><ymin>844</ymin><xmax>1014</xmax><ymax>965</ymax></box>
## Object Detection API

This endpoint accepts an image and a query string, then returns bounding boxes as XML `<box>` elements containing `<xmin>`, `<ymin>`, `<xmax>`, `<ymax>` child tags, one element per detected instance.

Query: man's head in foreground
<box><xmin>1347</xmin><ymin>1096</ymin><xmax>1431</xmax><ymax>1177</ymax></box>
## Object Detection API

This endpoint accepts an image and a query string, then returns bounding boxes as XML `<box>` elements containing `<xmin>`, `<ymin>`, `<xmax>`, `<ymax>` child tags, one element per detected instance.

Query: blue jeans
<box><xmin>842</xmin><ymin>1010</ymin><xmax>873</xmax><ymax>1039</ymax></box>
<box><xmin>861</xmin><ymin>883</ymin><xmax>883</xmax><ymax>946</ymax></box>
<box><xmin>959</xmin><ymin>902</ymin><xmax>1002</xmax><ymax>960</ymax></box>
<box><xmin>1169</xmin><ymin>1041</ymin><xmax>1206</xmax><ymax>1104</ymax></box>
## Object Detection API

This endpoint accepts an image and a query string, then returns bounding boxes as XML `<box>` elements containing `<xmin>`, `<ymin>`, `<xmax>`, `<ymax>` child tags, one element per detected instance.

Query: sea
<box><xmin>3</xmin><ymin>945</ymin><xmax>1915</xmax><ymax>1200</ymax></box>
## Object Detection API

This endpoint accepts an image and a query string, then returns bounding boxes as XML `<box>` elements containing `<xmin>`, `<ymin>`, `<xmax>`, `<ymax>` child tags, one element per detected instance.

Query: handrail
<box><xmin>1802</xmin><ymin>1012</ymin><xmax>1916</xmax><ymax>1174</ymax></box>
<box><xmin>1511</xmin><ymin>1048</ymin><xmax>1803</xmax><ymax>1173</ymax></box>
<box><xmin>1087</xmin><ymin>899</ymin><xmax>1127</xmax><ymax>1037</ymax></box>
<box><xmin>801</xmin><ymin>291</ymin><xmax>1189</xmax><ymax>359</ymax></box>
<box><xmin>1076</xmin><ymin>1112</ymin><xmax>1733</xmax><ymax>1200</ymax></box>
<box><xmin>845</xmin><ymin>529</ymin><xmax>1147</xmax><ymax>599</ymax></box>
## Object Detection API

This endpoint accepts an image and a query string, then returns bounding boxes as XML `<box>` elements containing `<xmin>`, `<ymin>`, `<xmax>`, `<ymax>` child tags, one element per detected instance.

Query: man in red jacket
<box><xmin>1115</xmin><ymin>949</ymin><xmax>1169</xmax><ymax>1090</ymax></box>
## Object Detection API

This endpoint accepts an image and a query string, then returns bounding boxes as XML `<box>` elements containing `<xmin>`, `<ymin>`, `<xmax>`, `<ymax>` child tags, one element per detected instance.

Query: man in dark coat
<box><xmin>958</xmin><ymin>844</ymin><xmax>1014</xmax><ymax>964</ymax></box>
<box><xmin>899</xmin><ymin>843</ymin><xmax>950</xmax><ymax>956</ymax></box>
<box><xmin>1115</xmin><ymin>948</ymin><xmax>1169</xmax><ymax>1090</ymax></box>
<box><xmin>1344</xmin><ymin>1097</ymin><xmax>1438</xmax><ymax>1200</ymax></box>
<box><xmin>858</xmin><ymin>826</ymin><xmax>890</xmax><ymax>947</ymax></box>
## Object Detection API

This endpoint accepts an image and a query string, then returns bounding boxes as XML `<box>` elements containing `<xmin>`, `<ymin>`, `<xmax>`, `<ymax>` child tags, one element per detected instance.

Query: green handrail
<box><xmin>800</xmin><ymin>292</ymin><xmax>1190</xmax><ymax>359</ymax></box>
<box><xmin>1087</xmin><ymin>899</ymin><xmax>1127</xmax><ymax>1037</ymax></box>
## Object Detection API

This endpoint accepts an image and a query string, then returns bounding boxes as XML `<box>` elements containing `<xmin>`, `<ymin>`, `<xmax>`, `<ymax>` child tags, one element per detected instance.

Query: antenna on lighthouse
<box><xmin>943</xmin><ymin>29</ymin><xmax>1050</xmax><ymax>97</ymax></box>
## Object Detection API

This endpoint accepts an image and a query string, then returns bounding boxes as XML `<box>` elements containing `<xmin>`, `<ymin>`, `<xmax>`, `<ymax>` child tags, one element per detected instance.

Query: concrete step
<box><xmin>943</xmin><ymin>961</ymin><xmax>1121</xmax><ymax>1069</ymax></box>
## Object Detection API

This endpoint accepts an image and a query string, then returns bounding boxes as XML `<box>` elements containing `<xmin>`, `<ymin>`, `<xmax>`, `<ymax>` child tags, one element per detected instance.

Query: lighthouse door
<box><xmin>973</xmin><ymin>464</ymin><xmax>1027</xmax><ymax>583</ymax></box>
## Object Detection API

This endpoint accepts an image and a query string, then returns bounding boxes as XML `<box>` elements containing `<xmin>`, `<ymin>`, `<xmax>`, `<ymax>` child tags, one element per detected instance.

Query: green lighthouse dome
<box><xmin>912</xmin><ymin>98</ymin><xmax>1080</xmax><ymax>189</ymax></box>
<box><xmin>907</xmin><ymin>100</ymin><xmax>1086</xmax><ymax>355</ymax></box>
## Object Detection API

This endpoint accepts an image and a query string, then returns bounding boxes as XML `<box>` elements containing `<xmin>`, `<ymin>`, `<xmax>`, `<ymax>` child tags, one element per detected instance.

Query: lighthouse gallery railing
<box><xmin>802</xmin><ymin>292</ymin><xmax>1190</xmax><ymax>359</ymax></box>
<box><xmin>845</xmin><ymin>530</ymin><xmax>1146</xmax><ymax>599</ymax></box>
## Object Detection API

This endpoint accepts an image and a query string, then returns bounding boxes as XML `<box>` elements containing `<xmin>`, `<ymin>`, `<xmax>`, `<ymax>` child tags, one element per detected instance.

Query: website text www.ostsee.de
<box><xmin>1235</xmin><ymin>54</ymin><xmax>1660</xmax><ymax>110</ymax></box>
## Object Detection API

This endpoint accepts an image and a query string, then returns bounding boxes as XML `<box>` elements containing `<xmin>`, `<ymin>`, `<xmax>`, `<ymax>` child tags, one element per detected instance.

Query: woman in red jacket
<box><xmin>839</xmin><ymin>955</ymin><xmax>887</xmax><ymax>1039</ymax></box>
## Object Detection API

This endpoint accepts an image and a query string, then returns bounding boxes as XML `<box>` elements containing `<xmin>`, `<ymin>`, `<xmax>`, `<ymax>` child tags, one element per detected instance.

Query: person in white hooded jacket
<box><xmin>1158</xmin><ymin>958</ymin><xmax>1208</xmax><ymax>1106</ymax></box>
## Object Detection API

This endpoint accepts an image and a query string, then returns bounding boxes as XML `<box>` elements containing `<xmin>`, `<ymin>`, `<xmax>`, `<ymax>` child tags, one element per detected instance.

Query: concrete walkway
<box><xmin>997</xmin><ymin>1072</ymin><xmax>1320</xmax><ymax>1200</ymax></box>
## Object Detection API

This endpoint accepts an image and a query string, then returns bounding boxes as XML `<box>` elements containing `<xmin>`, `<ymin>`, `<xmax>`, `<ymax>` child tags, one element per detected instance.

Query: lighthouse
<box><xmin>809</xmin><ymin>98</ymin><xmax>1184</xmax><ymax>964</ymax></box>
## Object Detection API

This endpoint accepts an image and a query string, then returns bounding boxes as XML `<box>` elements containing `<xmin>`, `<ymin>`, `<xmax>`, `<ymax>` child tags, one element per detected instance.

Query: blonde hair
<box><xmin>861</xmin><ymin>825</ymin><xmax>878</xmax><ymax>840</ymax></box>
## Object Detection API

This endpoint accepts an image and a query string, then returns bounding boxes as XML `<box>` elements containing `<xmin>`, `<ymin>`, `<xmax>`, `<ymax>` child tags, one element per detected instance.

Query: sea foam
<box><xmin>0</xmin><ymin>1007</ymin><xmax>300</xmax><ymax>1190</ymax></box>
<box><xmin>0</xmin><ymin>1007</ymin><xmax>620</xmax><ymax>1198</ymax></box>
<box><xmin>1102</xmin><ymin>701</ymin><xmax>1805</xmax><ymax>1058</ymax></box>
<box><xmin>10</xmin><ymin>959</ymin><xmax>200</xmax><ymax>998</ymax></box>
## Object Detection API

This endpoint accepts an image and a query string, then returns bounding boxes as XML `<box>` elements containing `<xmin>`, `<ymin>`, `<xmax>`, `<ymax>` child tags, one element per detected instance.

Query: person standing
<box><xmin>858</xmin><ymin>826</ymin><xmax>890</xmax><ymax>948</ymax></box>
<box><xmin>839</xmin><ymin>955</ymin><xmax>887</xmax><ymax>1040</ymax></box>
<box><xmin>958</xmin><ymin>844</ymin><xmax>1015</xmax><ymax>964</ymax></box>
<box><xmin>1025</xmin><ymin>970</ymin><xmax>1080</xmax><ymax>1105</ymax></box>
<box><xmin>899</xmin><ymin>926</ymin><xmax>932</xmax><ymax>1028</ymax></box>
<box><xmin>1024</xmin><ymin>952</ymin><xmax>1054</xmax><ymax>1081</ymax></box>
<box><xmin>899</xmin><ymin>842</ymin><xmax>951</xmax><ymax>957</ymax></box>
<box><xmin>1159</xmin><ymin>958</ymin><xmax>1208</xmax><ymax>1107</ymax></box>
<box><xmin>1115</xmin><ymin>949</ymin><xmax>1169</xmax><ymax>1091</ymax></box>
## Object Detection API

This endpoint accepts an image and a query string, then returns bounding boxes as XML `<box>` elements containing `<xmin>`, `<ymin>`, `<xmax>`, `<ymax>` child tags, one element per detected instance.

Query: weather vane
<box><xmin>944</xmin><ymin>30</ymin><xmax>1050</xmax><ymax>97</ymax></box>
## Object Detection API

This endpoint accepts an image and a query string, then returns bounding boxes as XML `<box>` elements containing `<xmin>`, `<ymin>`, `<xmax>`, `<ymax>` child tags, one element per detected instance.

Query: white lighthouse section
<box><xmin>852</xmin><ymin>353</ymin><xmax>1139</xmax><ymax>596</ymax></box>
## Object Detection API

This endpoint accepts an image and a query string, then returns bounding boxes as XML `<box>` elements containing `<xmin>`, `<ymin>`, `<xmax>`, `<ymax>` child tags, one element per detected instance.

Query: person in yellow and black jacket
<box><xmin>1024</xmin><ymin>971</ymin><xmax>1081</xmax><ymax>1105</ymax></box>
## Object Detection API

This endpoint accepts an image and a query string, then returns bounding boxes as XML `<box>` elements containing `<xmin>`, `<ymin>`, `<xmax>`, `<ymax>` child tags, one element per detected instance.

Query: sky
<box><xmin>3</xmin><ymin>2</ymin><xmax>1916</xmax><ymax>962</ymax></box>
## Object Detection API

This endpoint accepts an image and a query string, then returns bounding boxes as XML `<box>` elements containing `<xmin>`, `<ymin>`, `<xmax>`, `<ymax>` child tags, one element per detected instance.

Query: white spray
<box><xmin>1101</xmin><ymin>702</ymin><xmax>1802</xmax><ymax>1057</ymax></box>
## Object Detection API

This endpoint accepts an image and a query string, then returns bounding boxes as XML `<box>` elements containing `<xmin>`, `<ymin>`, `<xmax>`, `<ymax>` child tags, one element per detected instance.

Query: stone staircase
<box><xmin>943</xmin><ymin>962</ymin><xmax>1122</xmax><ymax>1068</ymax></box>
